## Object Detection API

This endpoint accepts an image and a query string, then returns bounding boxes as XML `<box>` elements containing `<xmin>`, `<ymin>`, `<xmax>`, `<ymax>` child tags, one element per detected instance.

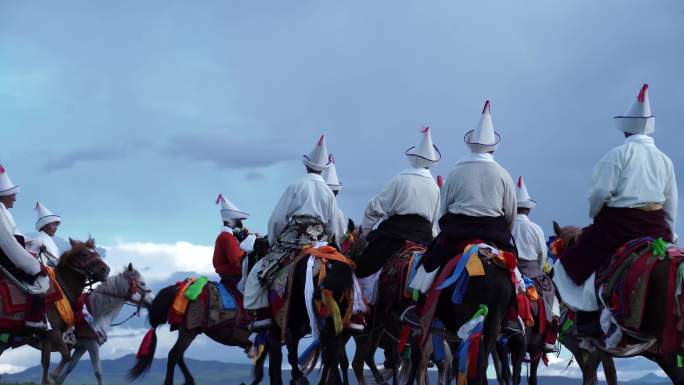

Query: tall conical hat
<box><xmin>516</xmin><ymin>176</ymin><xmax>536</xmax><ymax>209</ymax></box>
<box><xmin>614</xmin><ymin>84</ymin><xmax>655</xmax><ymax>135</ymax></box>
<box><xmin>216</xmin><ymin>194</ymin><xmax>249</xmax><ymax>222</ymax></box>
<box><xmin>464</xmin><ymin>100</ymin><xmax>500</xmax><ymax>153</ymax></box>
<box><xmin>0</xmin><ymin>164</ymin><xmax>20</xmax><ymax>197</ymax></box>
<box><xmin>322</xmin><ymin>155</ymin><xmax>341</xmax><ymax>192</ymax></box>
<box><xmin>405</xmin><ymin>126</ymin><xmax>441</xmax><ymax>168</ymax></box>
<box><xmin>35</xmin><ymin>201</ymin><xmax>62</xmax><ymax>231</ymax></box>
<box><xmin>302</xmin><ymin>135</ymin><xmax>331</xmax><ymax>171</ymax></box>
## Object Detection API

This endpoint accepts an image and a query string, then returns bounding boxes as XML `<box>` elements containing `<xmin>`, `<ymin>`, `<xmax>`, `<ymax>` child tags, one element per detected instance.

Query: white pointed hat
<box><xmin>516</xmin><ymin>176</ymin><xmax>536</xmax><ymax>209</ymax></box>
<box><xmin>322</xmin><ymin>155</ymin><xmax>341</xmax><ymax>192</ymax></box>
<box><xmin>0</xmin><ymin>164</ymin><xmax>20</xmax><ymax>197</ymax></box>
<box><xmin>405</xmin><ymin>126</ymin><xmax>441</xmax><ymax>168</ymax></box>
<box><xmin>216</xmin><ymin>194</ymin><xmax>249</xmax><ymax>222</ymax></box>
<box><xmin>302</xmin><ymin>135</ymin><xmax>331</xmax><ymax>171</ymax></box>
<box><xmin>464</xmin><ymin>100</ymin><xmax>500</xmax><ymax>153</ymax></box>
<box><xmin>614</xmin><ymin>84</ymin><xmax>655</xmax><ymax>135</ymax></box>
<box><xmin>35</xmin><ymin>201</ymin><xmax>62</xmax><ymax>231</ymax></box>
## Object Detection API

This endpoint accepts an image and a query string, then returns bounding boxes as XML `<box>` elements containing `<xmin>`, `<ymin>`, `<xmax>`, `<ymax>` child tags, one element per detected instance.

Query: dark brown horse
<box><xmin>0</xmin><ymin>238</ymin><xmax>110</xmax><ymax>385</ymax></box>
<box><xmin>553</xmin><ymin>221</ymin><xmax>684</xmax><ymax>385</ymax></box>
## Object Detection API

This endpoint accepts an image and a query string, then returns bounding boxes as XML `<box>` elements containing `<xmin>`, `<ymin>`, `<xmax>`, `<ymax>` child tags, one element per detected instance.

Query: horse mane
<box><xmin>56</xmin><ymin>237</ymin><xmax>96</xmax><ymax>270</ymax></box>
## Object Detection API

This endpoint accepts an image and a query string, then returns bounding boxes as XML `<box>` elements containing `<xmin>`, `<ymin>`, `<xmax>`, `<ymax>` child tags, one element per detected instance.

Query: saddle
<box><xmin>168</xmin><ymin>278</ymin><xmax>248</xmax><ymax>331</ymax></box>
<box><xmin>595</xmin><ymin>237</ymin><xmax>684</xmax><ymax>353</ymax></box>
<box><xmin>0</xmin><ymin>270</ymin><xmax>61</xmax><ymax>331</ymax></box>
<box><xmin>379</xmin><ymin>241</ymin><xmax>425</xmax><ymax>303</ymax></box>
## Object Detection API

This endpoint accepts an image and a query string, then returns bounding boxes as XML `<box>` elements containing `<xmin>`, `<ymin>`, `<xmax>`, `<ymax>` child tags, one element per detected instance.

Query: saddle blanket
<box><xmin>0</xmin><ymin>272</ymin><xmax>62</xmax><ymax>331</ymax></box>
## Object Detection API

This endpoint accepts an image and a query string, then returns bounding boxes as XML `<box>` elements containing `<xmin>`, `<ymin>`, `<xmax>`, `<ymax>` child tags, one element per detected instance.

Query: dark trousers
<box><xmin>422</xmin><ymin>213</ymin><xmax>515</xmax><ymax>272</ymax></box>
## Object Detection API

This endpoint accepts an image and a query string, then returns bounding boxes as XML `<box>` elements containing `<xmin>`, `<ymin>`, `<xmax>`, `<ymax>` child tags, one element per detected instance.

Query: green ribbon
<box><xmin>0</xmin><ymin>333</ymin><xmax>9</xmax><ymax>343</ymax></box>
<box><xmin>473</xmin><ymin>304</ymin><xmax>489</xmax><ymax>320</ymax></box>
<box><xmin>652</xmin><ymin>238</ymin><xmax>668</xmax><ymax>258</ymax></box>
<box><xmin>677</xmin><ymin>354</ymin><xmax>683</xmax><ymax>368</ymax></box>
<box><xmin>185</xmin><ymin>276</ymin><xmax>209</xmax><ymax>301</ymax></box>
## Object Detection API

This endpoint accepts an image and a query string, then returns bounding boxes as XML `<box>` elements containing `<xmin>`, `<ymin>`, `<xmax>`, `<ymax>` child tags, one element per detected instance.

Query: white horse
<box><xmin>55</xmin><ymin>263</ymin><xmax>153</xmax><ymax>385</ymax></box>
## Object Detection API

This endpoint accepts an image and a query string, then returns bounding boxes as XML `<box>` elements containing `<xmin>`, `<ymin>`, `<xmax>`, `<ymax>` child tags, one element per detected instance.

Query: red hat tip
<box><xmin>318</xmin><ymin>135</ymin><xmax>325</xmax><ymax>146</ymax></box>
<box><xmin>0</xmin><ymin>165</ymin><xmax>5</xmax><ymax>174</ymax></box>
<box><xmin>482</xmin><ymin>100</ymin><xmax>491</xmax><ymax>114</ymax></box>
<box><xmin>329</xmin><ymin>154</ymin><xmax>336</xmax><ymax>163</ymax></box>
<box><xmin>35</xmin><ymin>201</ymin><xmax>40</xmax><ymax>210</ymax></box>
<box><xmin>638</xmin><ymin>84</ymin><xmax>649</xmax><ymax>103</ymax></box>
<box><xmin>420</xmin><ymin>126</ymin><xmax>430</xmax><ymax>134</ymax></box>
<box><xmin>517</xmin><ymin>176</ymin><xmax>523</xmax><ymax>188</ymax></box>
<box><xmin>437</xmin><ymin>175</ymin><xmax>444</xmax><ymax>188</ymax></box>
<box><xmin>215</xmin><ymin>194</ymin><xmax>225</xmax><ymax>205</ymax></box>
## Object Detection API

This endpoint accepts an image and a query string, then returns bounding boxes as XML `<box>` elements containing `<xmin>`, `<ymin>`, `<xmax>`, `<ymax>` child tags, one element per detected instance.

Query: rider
<box><xmin>26</xmin><ymin>201</ymin><xmax>63</xmax><ymax>266</ymax></box>
<box><xmin>243</xmin><ymin>135</ymin><xmax>345</xmax><ymax>330</ymax></box>
<box><xmin>213</xmin><ymin>194</ymin><xmax>251</xmax><ymax>295</ymax></box>
<box><xmin>409</xmin><ymin>101</ymin><xmax>517</xmax><ymax>312</ymax></box>
<box><xmin>511</xmin><ymin>176</ymin><xmax>559</xmax><ymax>352</ymax></box>
<box><xmin>0</xmin><ymin>164</ymin><xmax>49</xmax><ymax>330</ymax></box>
<box><xmin>356</xmin><ymin>127</ymin><xmax>440</xmax><ymax>308</ymax></box>
<box><xmin>554</xmin><ymin>84</ymin><xmax>677</xmax><ymax>336</ymax></box>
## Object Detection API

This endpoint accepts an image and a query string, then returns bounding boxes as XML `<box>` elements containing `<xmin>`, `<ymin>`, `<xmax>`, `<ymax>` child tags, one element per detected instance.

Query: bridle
<box><xmin>94</xmin><ymin>276</ymin><xmax>151</xmax><ymax>327</ymax></box>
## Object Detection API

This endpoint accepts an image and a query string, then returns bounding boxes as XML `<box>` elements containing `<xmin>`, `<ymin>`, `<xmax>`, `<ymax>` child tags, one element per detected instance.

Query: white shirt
<box><xmin>511</xmin><ymin>214</ymin><xmax>547</xmax><ymax>267</ymax></box>
<box><xmin>589</xmin><ymin>135</ymin><xmax>678</xmax><ymax>239</ymax></box>
<box><xmin>361</xmin><ymin>167</ymin><xmax>440</xmax><ymax>234</ymax></box>
<box><xmin>0</xmin><ymin>202</ymin><xmax>41</xmax><ymax>275</ymax></box>
<box><xmin>440</xmin><ymin>153</ymin><xmax>518</xmax><ymax>228</ymax></box>
<box><xmin>267</xmin><ymin>173</ymin><xmax>344</xmax><ymax>247</ymax></box>
<box><xmin>26</xmin><ymin>231</ymin><xmax>61</xmax><ymax>260</ymax></box>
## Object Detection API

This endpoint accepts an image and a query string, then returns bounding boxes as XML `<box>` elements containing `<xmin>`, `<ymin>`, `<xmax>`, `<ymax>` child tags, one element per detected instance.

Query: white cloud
<box><xmin>104</xmin><ymin>241</ymin><xmax>214</xmax><ymax>283</ymax></box>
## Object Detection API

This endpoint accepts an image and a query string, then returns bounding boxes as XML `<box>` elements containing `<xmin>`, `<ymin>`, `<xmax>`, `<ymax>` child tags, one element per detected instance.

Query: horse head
<box><xmin>120</xmin><ymin>262</ymin><xmax>154</xmax><ymax>308</ymax></box>
<box><xmin>59</xmin><ymin>237</ymin><xmax>110</xmax><ymax>283</ymax></box>
<box><xmin>552</xmin><ymin>221</ymin><xmax>583</xmax><ymax>255</ymax></box>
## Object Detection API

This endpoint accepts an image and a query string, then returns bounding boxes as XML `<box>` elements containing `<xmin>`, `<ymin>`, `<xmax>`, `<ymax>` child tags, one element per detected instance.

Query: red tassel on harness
<box><xmin>466</xmin><ymin>332</ymin><xmax>482</xmax><ymax>378</ymax></box>
<box><xmin>137</xmin><ymin>329</ymin><xmax>155</xmax><ymax>359</ymax></box>
<box><xmin>398</xmin><ymin>325</ymin><xmax>411</xmax><ymax>353</ymax></box>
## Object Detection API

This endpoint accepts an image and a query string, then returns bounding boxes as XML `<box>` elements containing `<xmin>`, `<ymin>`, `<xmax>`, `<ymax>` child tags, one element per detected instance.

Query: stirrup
<box><xmin>399</xmin><ymin>305</ymin><xmax>420</xmax><ymax>328</ymax></box>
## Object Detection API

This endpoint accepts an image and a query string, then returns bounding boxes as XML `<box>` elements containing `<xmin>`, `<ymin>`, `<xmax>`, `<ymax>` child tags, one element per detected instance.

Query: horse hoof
<box><xmin>289</xmin><ymin>377</ymin><xmax>309</xmax><ymax>385</ymax></box>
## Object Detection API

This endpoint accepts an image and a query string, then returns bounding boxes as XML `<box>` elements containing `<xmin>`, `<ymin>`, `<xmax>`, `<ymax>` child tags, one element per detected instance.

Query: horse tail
<box><xmin>127</xmin><ymin>284</ymin><xmax>177</xmax><ymax>380</ymax></box>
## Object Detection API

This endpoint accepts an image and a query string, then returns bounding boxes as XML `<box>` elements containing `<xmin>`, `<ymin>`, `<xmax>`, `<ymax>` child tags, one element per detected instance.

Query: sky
<box><xmin>1</xmin><ymin>0</ymin><xmax>683</xmax><ymax>379</ymax></box>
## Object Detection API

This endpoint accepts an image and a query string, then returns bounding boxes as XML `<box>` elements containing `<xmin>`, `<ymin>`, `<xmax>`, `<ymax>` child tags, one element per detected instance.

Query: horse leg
<box><xmin>491</xmin><ymin>344</ymin><xmax>505</xmax><ymax>385</ymax></box>
<box><xmin>528</xmin><ymin>356</ymin><xmax>540</xmax><ymax>385</ymax></box>
<box><xmin>82</xmin><ymin>340</ymin><xmax>103</xmax><ymax>385</ymax></box>
<box><xmin>50</xmin><ymin>337</ymin><xmax>72</xmax><ymax>382</ymax></box>
<box><xmin>339</xmin><ymin>334</ymin><xmax>351</xmax><ymax>385</ymax></box>
<box><xmin>176</xmin><ymin>329</ymin><xmax>199</xmax><ymax>385</ymax></box>
<box><xmin>652</xmin><ymin>353</ymin><xmax>684</xmax><ymax>385</ymax></box>
<box><xmin>600</xmin><ymin>353</ymin><xmax>617</xmax><ymax>385</ymax></box>
<box><xmin>55</xmin><ymin>346</ymin><xmax>86</xmax><ymax>385</ymax></box>
<box><xmin>268</xmin><ymin>337</ymin><xmax>284</xmax><ymax>385</ymax></box>
<box><xmin>41</xmin><ymin>338</ymin><xmax>52</xmax><ymax>385</ymax></box>
<box><xmin>352</xmin><ymin>334</ymin><xmax>370</xmax><ymax>385</ymax></box>
<box><xmin>509</xmin><ymin>334</ymin><xmax>526</xmax><ymax>385</ymax></box>
<box><xmin>581</xmin><ymin>351</ymin><xmax>601</xmax><ymax>385</ymax></box>
<box><xmin>286</xmin><ymin>338</ymin><xmax>307</xmax><ymax>385</ymax></box>
<box><xmin>249</xmin><ymin>345</ymin><xmax>268</xmax><ymax>385</ymax></box>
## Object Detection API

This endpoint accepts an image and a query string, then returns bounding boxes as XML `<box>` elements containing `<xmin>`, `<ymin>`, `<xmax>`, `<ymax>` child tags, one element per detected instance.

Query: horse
<box><xmin>553</xmin><ymin>221</ymin><xmax>684</xmax><ymax>385</ymax></box>
<box><xmin>265</xmin><ymin>247</ymin><xmax>356</xmax><ymax>385</ymax></box>
<box><xmin>492</xmin><ymin>321</ymin><xmax>547</xmax><ymax>385</ymax></box>
<box><xmin>54</xmin><ymin>262</ymin><xmax>153</xmax><ymax>385</ymax></box>
<box><xmin>127</xmin><ymin>237</ymin><xmax>271</xmax><ymax>385</ymax></box>
<box><xmin>0</xmin><ymin>237</ymin><xmax>110</xmax><ymax>385</ymax></box>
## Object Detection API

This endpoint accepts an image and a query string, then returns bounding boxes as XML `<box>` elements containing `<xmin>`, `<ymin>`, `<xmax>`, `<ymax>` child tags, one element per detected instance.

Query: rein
<box><xmin>92</xmin><ymin>278</ymin><xmax>149</xmax><ymax>327</ymax></box>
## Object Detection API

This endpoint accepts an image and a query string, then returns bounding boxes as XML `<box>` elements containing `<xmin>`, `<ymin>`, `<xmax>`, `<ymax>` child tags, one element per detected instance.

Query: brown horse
<box><xmin>0</xmin><ymin>238</ymin><xmax>110</xmax><ymax>385</ymax></box>
<box><xmin>553</xmin><ymin>221</ymin><xmax>684</xmax><ymax>385</ymax></box>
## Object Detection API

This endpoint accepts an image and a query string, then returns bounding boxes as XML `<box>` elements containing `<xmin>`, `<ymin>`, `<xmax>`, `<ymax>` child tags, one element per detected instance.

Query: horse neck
<box><xmin>54</xmin><ymin>265</ymin><xmax>86</xmax><ymax>305</ymax></box>
<box><xmin>90</xmin><ymin>276</ymin><xmax>128</xmax><ymax>331</ymax></box>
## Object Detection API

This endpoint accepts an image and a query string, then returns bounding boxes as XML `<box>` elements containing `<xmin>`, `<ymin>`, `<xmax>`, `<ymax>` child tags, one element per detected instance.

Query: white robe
<box><xmin>26</xmin><ymin>231</ymin><xmax>62</xmax><ymax>260</ymax></box>
<box><xmin>0</xmin><ymin>202</ymin><xmax>41</xmax><ymax>276</ymax></box>
<box><xmin>267</xmin><ymin>173</ymin><xmax>344</xmax><ymax>247</ymax></box>
<box><xmin>440</xmin><ymin>153</ymin><xmax>517</xmax><ymax>228</ymax></box>
<box><xmin>361</xmin><ymin>167</ymin><xmax>440</xmax><ymax>235</ymax></box>
<box><xmin>589</xmin><ymin>134</ymin><xmax>678</xmax><ymax>241</ymax></box>
<box><xmin>511</xmin><ymin>214</ymin><xmax>547</xmax><ymax>267</ymax></box>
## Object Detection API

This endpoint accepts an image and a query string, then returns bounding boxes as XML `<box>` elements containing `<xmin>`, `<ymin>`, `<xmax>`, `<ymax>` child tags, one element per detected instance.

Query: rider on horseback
<box><xmin>355</xmin><ymin>127</ymin><xmax>440</xmax><ymax>310</ymax></box>
<box><xmin>243</xmin><ymin>135</ymin><xmax>345</xmax><ymax>331</ymax></box>
<box><xmin>512</xmin><ymin>176</ymin><xmax>559</xmax><ymax>352</ymax></box>
<box><xmin>407</xmin><ymin>100</ymin><xmax>518</xmax><ymax>324</ymax></box>
<box><xmin>26</xmin><ymin>201</ymin><xmax>63</xmax><ymax>267</ymax></box>
<box><xmin>213</xmin><ymin>194</ymin><xmax>253</xmax><ymax>296</ymax></box>
<box><xmin>553</xmin><ymin>84</ymin><xmax>678</xmax><ymax>336</ymax></box>
<box><xmin>0</xmin><ymin>164</ymin><xmax>50</xmax><ymax>330</ymax></box>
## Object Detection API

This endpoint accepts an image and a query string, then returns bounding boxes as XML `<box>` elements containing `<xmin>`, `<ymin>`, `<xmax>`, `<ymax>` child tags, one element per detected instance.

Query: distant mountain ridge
<box><xmin>0</xmin><ymin>354</ymin><xmax>670</xmax><ymax>385</ymax></box>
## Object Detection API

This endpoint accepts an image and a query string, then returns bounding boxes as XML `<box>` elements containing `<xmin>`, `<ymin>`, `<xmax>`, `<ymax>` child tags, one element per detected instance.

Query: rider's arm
<box><xmin>589</xmin><ymin>157</ymin><xmax>621</xmax><ymax>219</ymax></box>
<box><xmin>663</xmin><ymin>161</ymin><xmax>678</xmax><ymax>242</ymax></box>
<box><xmin>502</xmin><ymin>172</ymin><xmax>517</xmax><ymax>229</ymax></box>
<box><xmin>361</xmin><ymin>178</ymin><xmax>397</xmax><ymax>234</ymax></box>
<box><xmin>0</xmin><ymin>209</ymin><xmax>41</xmax><ymax>276</ymax></box>
<box><xmin>267</xmin><ymin>185</ymin><xmax>294</xmax><ymax>245</ymax></box>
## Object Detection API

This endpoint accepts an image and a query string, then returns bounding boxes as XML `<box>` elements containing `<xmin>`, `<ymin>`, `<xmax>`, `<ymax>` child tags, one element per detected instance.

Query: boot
<box><xmin>248</xmin><ymin>308</ymin><xmax>272</xmax><ymax>331</ymax></box>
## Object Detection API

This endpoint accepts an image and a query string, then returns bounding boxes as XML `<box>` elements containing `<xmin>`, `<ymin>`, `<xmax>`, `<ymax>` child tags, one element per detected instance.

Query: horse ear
<box><xmin>553</xmin><ymin>221</ymin><xmax>561</xmax><ymax>236</ymax></box>
<box><xmin>347</xmin><ymin>219</ymin><xmax>355</xmax><ymax>234</ymax></box>
<box><xmin>85</xmin><ymin>238</ymin><xmax>96</xmax><ymax>249</ymax></box>
<box><xmin>127</xmin><ymin>262</ymin><xmax>133</xmax><ymax>272</ymax></box>
<box><xmin>69</xmin><ymin>238</ymin><xmax>77</xmax><ymax>247</ymax></box>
